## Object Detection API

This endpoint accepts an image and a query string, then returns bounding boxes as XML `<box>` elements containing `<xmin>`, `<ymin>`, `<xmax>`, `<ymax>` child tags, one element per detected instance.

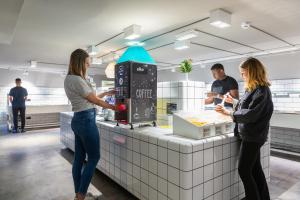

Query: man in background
<box><xmin>9</xmin><ymin>78</ymin><xmax>28</xmax><ymax>133</ymax></box>
<box><xmin>205</xmin><ymin>63</ymin><xmax>239</xmax><ymax>107</ymax></box>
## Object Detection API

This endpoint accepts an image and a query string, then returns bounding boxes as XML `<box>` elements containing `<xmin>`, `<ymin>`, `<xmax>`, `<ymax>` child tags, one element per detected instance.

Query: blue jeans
<box><xmin>71</xmin><ymin>108</ymin><xmax>100</xmax><ymax>195</ymax></box>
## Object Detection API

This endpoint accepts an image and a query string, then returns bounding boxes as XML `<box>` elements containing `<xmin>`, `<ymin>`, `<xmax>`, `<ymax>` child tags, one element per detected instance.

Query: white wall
<box><xmin>158</xmin><ymin>51</ymin><xmax>300</xmax><ymax>83</ymax></box>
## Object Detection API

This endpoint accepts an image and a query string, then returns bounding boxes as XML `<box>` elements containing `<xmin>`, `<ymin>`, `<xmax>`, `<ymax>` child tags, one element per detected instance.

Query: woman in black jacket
<box><xmin>216</xmin><ymin>57</ymin><xmax>273</xmax><ymax>200</ymax></box>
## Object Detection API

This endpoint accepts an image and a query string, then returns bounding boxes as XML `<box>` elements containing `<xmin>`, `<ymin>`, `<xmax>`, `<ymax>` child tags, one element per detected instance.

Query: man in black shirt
<box><xmin>9</xmin><ymin>78</ymin><xmax>28</xmax><ymax>133</ymax></box>
<box><xmin>205</xmin><ymin>63</ymin><xmax>239</xmax><ymax>107</ymax></box>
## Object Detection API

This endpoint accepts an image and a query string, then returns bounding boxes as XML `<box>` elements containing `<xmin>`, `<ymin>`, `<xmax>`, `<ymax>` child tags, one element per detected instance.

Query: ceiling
<box><xmin>1</xmin><ymin>0</ymin><xmax>300</xmax><ymax>75</ymax></box>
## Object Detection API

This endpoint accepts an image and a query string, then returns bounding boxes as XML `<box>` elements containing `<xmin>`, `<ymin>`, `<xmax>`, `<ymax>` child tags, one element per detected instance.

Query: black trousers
<box><xmin>12</xmin><ymin>107</ymin><xmax>26</xmax><ymax>130</ymax></box>
<box><xmin>238</xmin><ymin>140</ymin><xmax>270</xmax><ymax>200</ymax></box>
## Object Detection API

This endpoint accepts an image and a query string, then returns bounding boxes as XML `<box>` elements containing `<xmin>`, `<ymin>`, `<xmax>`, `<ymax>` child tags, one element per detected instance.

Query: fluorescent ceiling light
<box><xmin>87</xmin><ymin>45</ymin><xmax>98</xmax><ymax>56</ymax></box>
<box><xmin>126</xmin><ymin>41</ymin><xmax>145</xmax><ymax>46</ymax></box>
<box><xmin>209</xmin><ymin>9</ymin><xmax>231</xmax><ymax>28</ymax></box>
<box><xmin>30</xmin><ymin>60</ymin><xmax>37</xmax><ymax>68</ymax></box>
<box><xmin>176</xmin><ymin>29</ymin><xmax>198</xmax><ymax>41</ymax></box>
<box><xmin>268</xmin><ymin>46</ymin><xmax>299</xmax><ymax>54</ymax></box>
<box><xmin>174</xmin><ymin>40</ymin><xmax>190</xmax><ymax>50</ymax></box>
<box><xmin>105</xmin><ymin>62</ymin><xmax>115</xmax><ymax>79</ymax></box>
<box><xmin>124</xmin><ymin>24</ymin><xmax>141</xmax><ymax>40</ymax></box>
<box><xmin>92</xmin><ymin>57</ymin><xmax>102</xmax><ymax>65</ymax></box>
<box><xmin>241</xmin><ymin>22</ymin><xmax>251</xmax><ymax>29</ymax></box>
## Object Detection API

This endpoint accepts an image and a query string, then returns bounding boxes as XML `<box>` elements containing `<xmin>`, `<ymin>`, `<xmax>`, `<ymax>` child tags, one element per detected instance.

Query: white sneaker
<box><xmin>85</xmin><ymin>193</ymin><xmax>100</xmax><ymax>200</ymax></box>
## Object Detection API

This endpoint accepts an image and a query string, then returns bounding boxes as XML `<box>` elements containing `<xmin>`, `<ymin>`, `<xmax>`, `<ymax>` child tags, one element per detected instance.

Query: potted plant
<box><xmin>180</xmin><ymin>59</ymin><xmax>193</xmax><ymax>81</ymax></box>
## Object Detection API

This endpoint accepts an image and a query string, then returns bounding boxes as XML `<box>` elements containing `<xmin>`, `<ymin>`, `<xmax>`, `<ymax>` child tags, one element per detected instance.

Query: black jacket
<box><xmin>233</xmin><ymin>86</ymin><xmax>273</xmax><ymax>143</ymax></box>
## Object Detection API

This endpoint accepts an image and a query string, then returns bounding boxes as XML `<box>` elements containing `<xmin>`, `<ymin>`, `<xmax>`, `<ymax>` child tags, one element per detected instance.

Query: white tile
<box><xmin>203</xmin><ymin>180</ymin><xmax>213</xmax><ymax>198</ymax></box>
<box><xmin>133</xmin><ymin>152</ymin><xmax>141</xmax><ymax>166</ymax></box>
<box><xmin>149</xmin><ymin>187</ymin><xmax>158</xmax><ymax>200</ymax></box>
<box><xmin>158</xmin><ymin>193</ymin><xmax>168</xmax><ymax>200</ymax></box>
<box><xmin>180</xmin><ymin>153</ymin><xmax>193</xmax><ymax>171</ymax></box>
<box><xmin>168</xmin><ymin>182</ymin><xmax>180</xmax><ymax>200</ymax></box>
<box><xmin>192</xmin><ymin>150</ymin><xmax>203</xmax><ymax>169</ymax></box>
<box><xmin>168</xmin><ymin>149</ymin><xmax>180</xmax><ymax>168</ymax></box>
<box><xmin>109</xmin><ymin>153</ymin><xmax>114</xmax><ymax>164</ymax></box>
<box><xmin>223</xmin><ymin>173</ymin><xmax>230</xmax><ymax>189</ymax></box>
<box><xmin>115</xmin><ymin>156</ymin><xmax>121</xmax><ymax>168</ymax></box>
<box><xmin>213</xmin><ymin>191</ymin><xmax>223</xmax><ymax>200</ymax></box>
<box><xmin>141</xmin><ymin>155</ymin><xmax>149</xmax><ymax>170</ymax></box>
<box><xmin>223</xmin><ymin>158</ymin><xmax>230</xmax><ymax>174</ymax></box>
<box><xmin>214</xmin><ymin>176</ymin><xmax>223</xmax><ymax>193</ymax></box>
<box><xmin>231</xmin><ymin>170</ymin><xmax>239</xmax><ymax>184</ymax></box>
<box><xmin>133</xmin><ymin>177</ymin><xmax>141</xmax><ymax>193</ymax></box>
<box><xmin>158</xmin><ymin>137</ymin><xmax>168</xmax><ymax>148</ymax></box>
<box><xmin>168</xmin><ymin>140</ymin><xmax>180</xmax><ymax>151</ymax></box>
<box><xmin>222</xmin><ymin>144</ymin><xmax>230</xmax><ymax>159</ymax></box>
<box><xmin>127</xmin><ymin>137</ymin><xmax>133</xmax><ymax>150</ymax></box>
<box><xmin>158</xmin><ymin>177</ymin><xmax>168</xmax><ymax>196</ymax></box>
<box><xmin>127</xmin><ymin>174</ymin><xmax>133</xmax><ymax>189</ymax></box>
<box><xmin>141</xmin><ymin>168</ymin><xmax>149</xmax><ymax>184</ymax></box>
<box><xmin>204</xmin><ymin>138</ymin><xmax>214</xmax><ymax>149</ymax></box>
<box><xmin>149</xmin><ymin>173</ymin><xmax>158</xmax><ymax>190</ymax></box>
<box><xmin>158</xmin><ymin>147</ymin><xmax>168</xmax><ymax>164</ymax></box>
<box><xmin>121</xmin><ymin>170</ymin><xmax>127</xmax><ymax>185</ymax></box>
<box><xmin>204</xmin><ymin>148</ymin><xmax>213</xmax><ymax>165</ymax></box>
<box><xmin>141</xmin><ymin>141</ymin><xmax>149</xmax><ymax>156</ymax></box>
<box><xmin>149</xmin><ymin>135</ymin><xmax>158</xmax><ymax>144</ymax></box>
<box><xmin>133</xmin><ymin>165</ymin><xmax>141</xmax><ymax>180</ymax></box>
<box><xmin>180</xmin><ymin>188</ymin><xmax>192</xmax><ymax>200</ymax></box>
<box><xmin>193</xmin><ymin>167</ymin><xmax>203</xmax><ymax>186</ymax></box>
<box><xmin>149</xmin><ymin>158</ymin><xmax>158</xmax><ymax>175</ymax></box>
<box><xmin>223</xmin><ymin>187</ymin><xmax>230</xmax><ymax>200</ymax></box>
<box><xmin>114</xmin><ymin>166</ymin><xmax>121</xmax><ymax>182</ymax></box>
<box><xmin>180</xmin><ymin>171</ymin><xmax>193</xmax><ymax>189</ymax></box>
<box><xmin>133</xmin><ymin>138</ymin><xmax>140</xmax><ymax>153</ymax></box>
<box><xmin>126</xmin><ymin>162</ymin><xmax>133</xmax><ymax>175</ymax></box>
<box><xmin>230</xmin><ymin>142</ymin><xmax>240</xmax><ymax>157</ymax></box>
<box><xmin>193</xmin><ymin>184</ymin><xmax>203</xmax><ymax>200</ymax></box>
<box><xmin>149</xmin><ymin>143</ymin><xmax>158</xmax><ymax>159</ymax></box>
<box><xmin>230</xmin><ymin>156</ymin><xmax>238</xmax><ymax>171</ymax></box>
<box><xmin>214</xmin><ymin>146</ymin><xmax>223</xmax><ymax>162</ymax></box>
<box><xmin>214</xmin><ymin>161</ymin><xmax>222</xmax><ymax>178</ymax></box>
<box><xmin>204</xmin><ymin>164</ymin><xmax>213</xmax><ymax>182</ymax></box>
<box><xmin>158</xmin><ymin>162</ymin><xmax>168</xmax><ymax>180</ymax></box>
<box><xmin>168</xmin><ymin>166</ymin><xmax>180</xmax><ymax>186</ymax></box>
<box><xmin>126</xmin><ymin>149</ymin><xmax>133</xmax><ymax>162</ymax></box>
<box><xmin>180</xmin><ymin>143</ymin><xmax>193</xmax><ymax>153</ymax></box>
<box><xmin>141</xmin><ymin>182</ymin><xmax>149</xmax><ymax>199</ymax></box>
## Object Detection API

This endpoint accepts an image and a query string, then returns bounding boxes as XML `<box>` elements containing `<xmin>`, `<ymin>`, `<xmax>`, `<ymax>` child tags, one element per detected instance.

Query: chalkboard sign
<box><xmin>115</xmin><ymin>61</ymin><xmax>157</xmax><ymax>124</ymax></box>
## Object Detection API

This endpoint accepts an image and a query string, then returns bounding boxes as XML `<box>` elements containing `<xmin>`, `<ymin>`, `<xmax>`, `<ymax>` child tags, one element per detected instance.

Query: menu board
<box><xmin>130</xmin><ymin>62</ymin><xmax>157</xmax><ymax>123</ymax></box>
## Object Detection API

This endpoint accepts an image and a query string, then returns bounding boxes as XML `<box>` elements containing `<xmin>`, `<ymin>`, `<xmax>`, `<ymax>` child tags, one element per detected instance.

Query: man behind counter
<box><xmin>9</xmin><ymin>78</ymin><xmax>28</xmax><ymax>133</ymax></box>
<box><xmin>205</xmin><ymin>63</ymin><xmax>239</xmax><ymax>107</ymax></box>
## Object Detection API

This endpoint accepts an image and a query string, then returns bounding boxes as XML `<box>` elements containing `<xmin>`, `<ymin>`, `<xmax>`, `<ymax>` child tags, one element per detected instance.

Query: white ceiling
<box><xmin>1</xmin><ymin>0</ymin><xmax>300</xmax><ymax>75</ymax></box>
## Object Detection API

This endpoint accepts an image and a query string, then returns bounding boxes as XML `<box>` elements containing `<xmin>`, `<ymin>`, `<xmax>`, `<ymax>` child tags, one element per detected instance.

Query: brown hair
<box><xmin>68</xmin><ymin>49</ymin><xmax>89</xmax><ymax>79</ymax></box>
<box><xmin>240</xmin><ymin>57</ymin><xmax>271</xmax><ymax>91</ymax></box>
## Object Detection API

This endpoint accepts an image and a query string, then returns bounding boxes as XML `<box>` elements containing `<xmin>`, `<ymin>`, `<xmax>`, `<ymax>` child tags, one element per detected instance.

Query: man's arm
<box><xmin>24</xmin><ymin>89</ymin><xmax>28</xmax><ymax>101</ymax></box>
<box><xmin>229</xmin><ymin>89</ymin><xmax>239</xmax><ymax>100</ymax></box>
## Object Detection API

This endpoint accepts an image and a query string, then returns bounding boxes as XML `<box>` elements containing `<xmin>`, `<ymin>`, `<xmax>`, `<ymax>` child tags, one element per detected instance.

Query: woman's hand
<box><xmin>105</xmin><ymin>89</ymin><xmax>116</xmax><ymax>96</ymax></box>
<box><xmin>224</xmin><ymin>94</ymin><xmax>234</xmax><ymax>104</ymax></box>
<box><xmin>215</xmin><ymin>104</ymin><xmax>231</xmax><ymax>115</ymax></box>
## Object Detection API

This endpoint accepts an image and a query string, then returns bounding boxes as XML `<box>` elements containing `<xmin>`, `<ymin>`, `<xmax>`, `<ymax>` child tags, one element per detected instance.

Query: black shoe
<box><xmin>21</xmin><ymin>129</ymin><xmax>26</xmax><ymax>133</ymax></box>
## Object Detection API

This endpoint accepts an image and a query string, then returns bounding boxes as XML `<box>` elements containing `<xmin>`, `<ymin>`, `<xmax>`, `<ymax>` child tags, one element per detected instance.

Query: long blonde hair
<box><xmin>68</xmin><ymin>49</ymin><xmax>89</xmax><ymax>79</ymax></box>
<box><xmin>240</xmin><ymin>57</ymin><xmax>271</xmax><ymax>91</ymax></box>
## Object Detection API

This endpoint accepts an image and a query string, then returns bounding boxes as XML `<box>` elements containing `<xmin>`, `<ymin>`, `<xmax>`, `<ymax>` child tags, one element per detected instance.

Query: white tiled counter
<box><xmin>60</xmin><ymin>112</ymin><xmax>270</xmax><ymax>200</ymax></box>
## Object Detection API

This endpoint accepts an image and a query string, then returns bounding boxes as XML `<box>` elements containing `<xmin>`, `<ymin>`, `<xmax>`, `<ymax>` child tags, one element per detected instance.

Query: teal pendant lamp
<box><xmin>117</xmin><ymin>46</ymin><xmax>156</xmax><ymax>64</ymax></box>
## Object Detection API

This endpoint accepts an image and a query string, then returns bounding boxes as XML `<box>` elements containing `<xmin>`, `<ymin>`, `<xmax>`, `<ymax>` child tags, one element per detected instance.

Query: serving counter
<box><xmin>60</xmin><ymin>112</ymin><xmax>270</xmax><ymax>200</ymax></box>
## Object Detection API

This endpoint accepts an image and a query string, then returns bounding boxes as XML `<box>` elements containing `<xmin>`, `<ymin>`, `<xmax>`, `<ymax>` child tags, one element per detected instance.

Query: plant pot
<box><xmin>185</xmin><ymin>73</ymin><xmax>189</xmax><ymax>81</ymax></box>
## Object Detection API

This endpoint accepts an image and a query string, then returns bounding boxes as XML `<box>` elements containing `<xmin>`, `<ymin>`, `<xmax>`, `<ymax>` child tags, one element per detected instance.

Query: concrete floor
<box><xmin>0</xmin><ymin>128</ymin><xmax>299</xmax><ymax>200</ymax></box>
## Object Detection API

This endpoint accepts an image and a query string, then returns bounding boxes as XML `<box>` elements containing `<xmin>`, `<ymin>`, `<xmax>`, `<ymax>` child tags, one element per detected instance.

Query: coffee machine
<box><xmin>115</xmin><ymin>61</ymin><xmax>157</xmax><ymax>129</ymax></box>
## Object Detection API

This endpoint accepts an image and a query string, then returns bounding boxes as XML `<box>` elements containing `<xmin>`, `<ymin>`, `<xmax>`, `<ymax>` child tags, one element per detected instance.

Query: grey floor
<box><xmin>0</xmin><ymin>128</ymin><xmax>299</xmax><ymax>200</ymax></box>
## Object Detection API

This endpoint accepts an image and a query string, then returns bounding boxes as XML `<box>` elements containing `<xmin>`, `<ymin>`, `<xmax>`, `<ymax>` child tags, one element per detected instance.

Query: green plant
<box><xmin>179</xmin><ymin>59</ymin><xmax>193</xmax><ymax>73</ymax></box>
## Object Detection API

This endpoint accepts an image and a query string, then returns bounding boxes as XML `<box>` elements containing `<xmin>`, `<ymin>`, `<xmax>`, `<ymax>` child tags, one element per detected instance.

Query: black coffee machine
<box><xmin>114</xmin><ymin>61</ymin><xmax>157</xmax><ymax>129</ymax></box>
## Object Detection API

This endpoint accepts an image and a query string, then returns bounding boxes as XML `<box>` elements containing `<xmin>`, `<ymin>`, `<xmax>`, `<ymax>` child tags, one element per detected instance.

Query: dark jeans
<box><xmin>238</xmin><ymin>140</ymin><xmax>270</xmax><ymax>200</ymax></box>
<box><xmin>12</xmin><ymin>107</ymin><xmax>26</xmax><ymax>130</ymax></box>
<box><xmin>71</xmin><ymin>108</ymin><xmax>100</xmax><ymax>195</ymax></box>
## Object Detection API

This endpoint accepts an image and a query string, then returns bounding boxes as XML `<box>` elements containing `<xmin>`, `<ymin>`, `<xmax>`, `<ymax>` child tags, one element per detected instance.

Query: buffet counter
<box><xmin>60</xmin><ymin>112</ymin><xmax>270</xmax><ymax>200</ymax></box>
<box><xmin>270</xmin><ymin>112</ymin><xmax>300</xmax><ymax>153</ymax></box>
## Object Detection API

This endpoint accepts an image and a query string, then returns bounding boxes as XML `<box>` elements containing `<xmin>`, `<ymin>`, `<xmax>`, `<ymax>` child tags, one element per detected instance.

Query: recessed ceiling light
<box><xmin>174</xmin><ymin>40</ymin><xmax>190</xmax><ymax>50</ymax></box>
<box><xmin>92</xmin><ymin>57</ymin><xmax>102</xmax><ymax>65</ymax></box>
<box><xmin>30</xmin><ymin>60</ymin><xmax>37</xmax><ymax>68</ymax></box>
<box><xmin>124</xmin><ymin>24</ymin><xmax>141</xmax><ymax>40</ymax></box>
<box><xmin>209</xmin><ymin>9</ymin><xmax>231</xmax><ymax>28</ymax></box>
<box><xmin>176</xmin><ymin>29</ymin><xmax>198</xmax><ymax>41</ymax></box>
<box><xmin>126</xmin><ymin>41</ymin><xmax>145</xmax><ymax>46</ymax></box>
<box><xmin>87</xmin><ymin>45</ymin><xmax>98</xmax><ymax>56</ymax></box>
<box><xmin>241</xmin><ymin>22</ymin><xmax>251</xmax><ymax>29</ymax></box>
